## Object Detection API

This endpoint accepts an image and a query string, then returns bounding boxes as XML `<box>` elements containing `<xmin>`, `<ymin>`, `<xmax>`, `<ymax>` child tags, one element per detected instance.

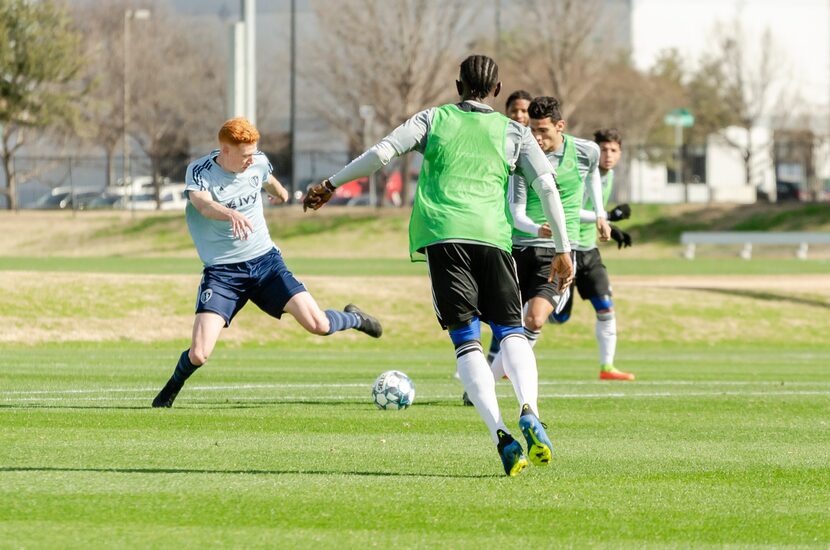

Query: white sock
<box><xmin>490</xmin><ymin>327</ymin><xmax>540</xmax><ymax>381</ymax></box>
<box><xmin>596</xmin><ymin>312</ymin><xmax>617</xmax><ymax>366</ymax></box>
<box><xmin>500</xmin><ymin>333</ymin><xmax>539</xmax><ymax>417</ymax></box>
<box><xmin>456</xmin><ymin>346</ymin><xmax>507</xmax><ymax>444</ymax></box>
<box><xmin>490</xmin><ymin>349</ymin><xmax>505</xmax><ymax>380</ymax></box>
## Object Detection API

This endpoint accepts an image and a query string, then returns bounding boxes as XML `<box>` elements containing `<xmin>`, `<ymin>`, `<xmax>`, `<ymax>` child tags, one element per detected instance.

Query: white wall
<box><xmin>707</xmin><ymin>126</ymin><xmax>773</xmax><ymax>203</ymax></box>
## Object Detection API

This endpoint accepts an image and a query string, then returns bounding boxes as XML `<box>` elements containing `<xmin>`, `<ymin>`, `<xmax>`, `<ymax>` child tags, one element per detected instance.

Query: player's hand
<box><xmin>549</xmin><ymin>252</ymin><xmax>574</xmax><ymax>293</ymax></box>
<box><xmin>597</xmin><ymin>218</ymin><xmax>612</xmax><ymax>241</ymax></box>
<box><xmin>302</xmin><ymin>180</ymin><xmax>335</xmax><ymax>212</ymax></box>
<box><xmin>537</xmin><ymin>223</ymin><xmax>552</xmax><ymax>238</ymax></box>
<box><xmin>228</xmin><ymin>210</ymin><xmax>254</xmax><ymax>240</ymax></box>
<box><xmin>610</xmin><ymin>224</ymin><xmax>633</xmax><ymax>249</ymax></box>
<box><xmin>607</xmin><ymin>203</ymin><xmax>631</xmax><ymax>222</ymax></box>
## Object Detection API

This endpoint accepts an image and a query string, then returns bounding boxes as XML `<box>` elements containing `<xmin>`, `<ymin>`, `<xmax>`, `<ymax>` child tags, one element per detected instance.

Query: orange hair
<box><xmin>218</xmin><ymin>117</ymin><xmax>260</xmax><ymax>145</ymax></box>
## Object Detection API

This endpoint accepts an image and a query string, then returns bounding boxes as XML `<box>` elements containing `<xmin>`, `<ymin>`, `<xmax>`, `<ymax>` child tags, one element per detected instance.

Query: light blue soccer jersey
<box><xmin>184</xmin><ymin>150</ymin><xmax>274</xmax><ymax>266</ymax></box>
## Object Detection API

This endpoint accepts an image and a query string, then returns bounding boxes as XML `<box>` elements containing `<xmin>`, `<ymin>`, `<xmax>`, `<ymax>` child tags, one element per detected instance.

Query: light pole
<box><xmin>122</xmin><ymin>8</ymin><xmax>151</xmax><ymax>193</ymax></box>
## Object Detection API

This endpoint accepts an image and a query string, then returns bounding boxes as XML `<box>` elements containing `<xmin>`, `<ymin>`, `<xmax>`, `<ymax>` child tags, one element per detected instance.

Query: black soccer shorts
<box><xmin>512</xmin><ymin>245</ymin><xmax>559</xmax><ymax>306</ymax></box>
<box><xmin>424</xmin><ymin>242</ymin><xmax>522</xmax><ymax>329</ymax></box>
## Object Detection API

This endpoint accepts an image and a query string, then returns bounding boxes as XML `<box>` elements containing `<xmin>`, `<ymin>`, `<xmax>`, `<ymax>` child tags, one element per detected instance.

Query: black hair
<box><xmin>594</xmin><ymin>128</ymin><xmax>623</xmax><ymax>147</ymax></box>
<box><xmin>459</xmin><ymin>55</ymin><xmax>499</xmax><ymax>99</ymax></box>
<box><xmin>505</xmin><ymin>90</ymin><xmax>532</xmax><ymax>110</ymax></box>
<box><xmin>528</xmin><ymin>96</ymin><xmax>563</xmax><ymax>123</ymax></box>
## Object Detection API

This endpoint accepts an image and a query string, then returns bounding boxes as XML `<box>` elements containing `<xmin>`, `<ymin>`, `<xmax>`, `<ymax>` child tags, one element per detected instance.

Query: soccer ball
<box><xmin>372</xmin><ymin>370</ymin><xmax>415</xmax><ymax>410</ymax></box>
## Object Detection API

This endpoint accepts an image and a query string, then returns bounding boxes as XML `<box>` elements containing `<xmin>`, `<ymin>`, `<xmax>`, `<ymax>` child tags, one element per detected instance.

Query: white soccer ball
<box><xmin>372</xmin><ymin>370</ymin><xmax>415</xmax><ymax>410</ymax></box>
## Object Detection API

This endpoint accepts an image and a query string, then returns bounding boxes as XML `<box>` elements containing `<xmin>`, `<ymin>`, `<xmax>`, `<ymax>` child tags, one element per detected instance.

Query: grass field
<box><xmin>1</xmin><ymin>206</ymin><xmax>829</xmax><ymax>547</ymax></box>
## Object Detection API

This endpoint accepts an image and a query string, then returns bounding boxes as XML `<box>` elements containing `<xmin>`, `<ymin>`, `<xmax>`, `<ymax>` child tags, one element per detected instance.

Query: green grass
<box><xmin>2</xmin><ymin>255</ymin><xmax>830</xmax><ymax>276</ymax></box>
<box><xmin>1</xmin><ymin>343</ymin><xmax>828</xmax><ymax>547</ymax></box>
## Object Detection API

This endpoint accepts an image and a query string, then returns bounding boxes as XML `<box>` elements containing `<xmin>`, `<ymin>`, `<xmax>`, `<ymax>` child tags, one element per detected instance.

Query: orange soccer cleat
<box><xmin>599</xmin><ymin>366</ymin><xmax>635</xmax><ymax>381</ymax></box>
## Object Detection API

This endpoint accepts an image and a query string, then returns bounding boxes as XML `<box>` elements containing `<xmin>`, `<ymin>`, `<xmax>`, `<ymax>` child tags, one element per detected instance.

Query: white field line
<box><xmin>2</xmin><ymin>379</ymin><xmax>829</xmax><ymax>397</ymax></box>
<box><xmin>2</xmin><ymin>390</ymin><xmax>829</xmax><ymax>403</ymax></box>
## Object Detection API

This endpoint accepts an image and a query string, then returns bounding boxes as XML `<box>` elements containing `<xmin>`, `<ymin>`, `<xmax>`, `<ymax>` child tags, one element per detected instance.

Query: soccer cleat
<box><xmin>462</xmin><ymin>391</ymin><xmax>474</xmax><ymax>406</ymax></box>
<box><xmin>518</xmin><ymin>404</ymin><xmax>553</xmax><ymax>466</ymax></box>
<box><xmin>344</xmin><ymin>304</ymin><xmax>383</xmax><ymax>338</ymax></box>
<box><xmin>599</xmin><ymin>366</ymin><xmax>635</xmax><ymax>381</ymax></box>
<box><xmin>152</xmin><ymin>377</ymin><xmax>183</xmax><ymax>408</ymax></box>
<box><xmin>496</xmin><ymin>430</ymin><xmax>529</xmax><ymax>477</ymax></box>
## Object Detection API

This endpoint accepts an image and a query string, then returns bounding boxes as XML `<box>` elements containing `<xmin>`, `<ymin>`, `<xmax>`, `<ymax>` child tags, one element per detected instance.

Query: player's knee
<box><xmin>524</xmin><ymin>313</ymin><xmax>546</xmax><ymax>332</ymax></box>
<box><xmin>189</xmin><ymin>347</ymin><xmax>210</xmax><ymax>366</ymax></box>
<box><xmin>597</xmin><ymin>311</ymin><xmax>615</xmax><ymax>322</ymax></box>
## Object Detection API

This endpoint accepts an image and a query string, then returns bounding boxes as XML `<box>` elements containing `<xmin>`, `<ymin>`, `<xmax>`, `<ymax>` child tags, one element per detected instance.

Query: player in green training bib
<box><xmin>489</xmin><ymin>96</ymin><xmax>611</xmax><ymax>381</ymax></box>
<box><xmin>304</xmin><ymin>55</ymin><xmax>574</xmax><ymax>477</ymax></box>
<box><xmin>549</xmin><ymin>128</ymin><xmax>635</xmax><ymax>381</ymax></box>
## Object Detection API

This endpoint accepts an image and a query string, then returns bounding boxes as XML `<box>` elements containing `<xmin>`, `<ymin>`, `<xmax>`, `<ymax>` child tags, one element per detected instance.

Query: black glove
<box><xmin>607</xmin><ymin>203</ymin><xmax>631</xmax><ymax>222</ymax></box>
<box><xmin>609</xmin><ymin>224</ymin><xmax>632</xmax><ymax>249</ymax></box>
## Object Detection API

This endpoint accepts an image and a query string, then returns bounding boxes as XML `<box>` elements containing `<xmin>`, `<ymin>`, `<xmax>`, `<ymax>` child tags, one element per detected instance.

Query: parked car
<box><xmin>114</xmin><ymin>184</ymin><xmax>187</xmax><ymax>211</ymax></box>
<box><xmin>30</xmin><ymin>188</ymin><xmax>102</xmax><ymax>210</ymax></box>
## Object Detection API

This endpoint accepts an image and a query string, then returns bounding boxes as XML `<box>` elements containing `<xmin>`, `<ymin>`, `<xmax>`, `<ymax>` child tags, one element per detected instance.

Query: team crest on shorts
<box><xmin>250</xmin><ymin>175</ymin><xmax>260</xmax><ymax>188</ymax></box>
<box><xmin>200</xmin><ymin>289</ymin><xmax>213</xmax><ymax>304</ymax></box>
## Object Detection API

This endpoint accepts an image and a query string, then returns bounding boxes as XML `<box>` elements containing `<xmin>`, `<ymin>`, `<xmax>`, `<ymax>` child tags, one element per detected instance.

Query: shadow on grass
<box><xmin>679</xmin><ymin>287</ymin><xmax>830</xmax><ymax>309</ymax></box>
<box><xmin>0</xmin><ymin>465</ymin><xmax>498</xmax><ymax>479</ymax></box>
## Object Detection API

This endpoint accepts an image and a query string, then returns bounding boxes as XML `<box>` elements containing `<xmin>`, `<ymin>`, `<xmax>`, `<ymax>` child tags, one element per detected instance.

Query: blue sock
<box><xmin>325</xmin><ymin>310</ymin><xmax>360</xmax><ymax>335</ymax></box>
<box><xmin>172</xmin><ymin>350</ymin><xmax>200</xmax><ymax>383</ymax></box>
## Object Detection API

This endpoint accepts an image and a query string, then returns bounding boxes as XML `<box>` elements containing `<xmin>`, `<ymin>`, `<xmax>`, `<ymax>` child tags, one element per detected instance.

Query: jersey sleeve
<box><xmin>185</xmin><ymin>159</ymin><xmax>209</xmax><ymax>195</ymax></box>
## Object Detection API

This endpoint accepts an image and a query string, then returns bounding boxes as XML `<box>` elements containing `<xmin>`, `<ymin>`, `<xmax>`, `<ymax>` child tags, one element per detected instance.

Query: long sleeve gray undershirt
<box><xmin>327</xmin><ymin>100</ymin><xmax>571</xmax><ymax>252</ymax></box>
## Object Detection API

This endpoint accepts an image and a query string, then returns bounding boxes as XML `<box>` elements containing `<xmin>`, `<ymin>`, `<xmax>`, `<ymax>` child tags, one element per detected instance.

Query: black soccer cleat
<box><xmin>344</xmin><ymin>304</ymin><xmax>383</xmax><ymax>338</ymax></box>
<box><xmin>462</xmin><ymin>391</ymin><xmax>474</xmax><ymax>406</ymax></box>
<box><xmin>152</xmin><ymin>377</ymin><xmax>183</xmax><ymax>408</ymax></box>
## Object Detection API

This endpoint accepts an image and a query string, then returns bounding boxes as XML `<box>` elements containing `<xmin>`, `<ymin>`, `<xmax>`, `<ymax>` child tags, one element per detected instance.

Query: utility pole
<box><xmin>123</xmin><ymin>9</ymin><xmax>151</xmax><ymax>202</ymax></box>
<box><xmin>289</xmin><ymin>0</ymin><xmax>297</xmax><ymax>201</ymax></box>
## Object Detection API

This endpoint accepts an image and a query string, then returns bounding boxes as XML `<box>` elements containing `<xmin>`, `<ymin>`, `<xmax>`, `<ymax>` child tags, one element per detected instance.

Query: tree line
<box><xmin>0</xmin><ymin>0</ymin><xmax>799</xmax><ymax>209</ymax></box>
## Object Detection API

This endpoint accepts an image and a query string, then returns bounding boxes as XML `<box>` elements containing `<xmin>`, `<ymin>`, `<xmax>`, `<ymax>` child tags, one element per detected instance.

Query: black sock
<box><xmin>172</xmin><ymin>349</ymin><xmax>200</xmax><ymax>384</ymax></box>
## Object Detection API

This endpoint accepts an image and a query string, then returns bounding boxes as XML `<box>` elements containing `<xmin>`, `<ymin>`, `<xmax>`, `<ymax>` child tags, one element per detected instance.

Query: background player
<box><xmin>549</xmin><ymin>127</ymin><xmax>634</xmax><ymax>381</ymax></box>
<box><xmin>489</xmin><ymin>96</ymin><xmax>610</xmax><ymax>380</ymax></box>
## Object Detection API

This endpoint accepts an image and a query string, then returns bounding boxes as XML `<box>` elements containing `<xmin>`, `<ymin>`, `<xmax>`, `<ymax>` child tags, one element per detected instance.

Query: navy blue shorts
<box><xmin>195</xmin><ymin>248</ymin><xmax>307</xmax><ymax>326</ymax></box>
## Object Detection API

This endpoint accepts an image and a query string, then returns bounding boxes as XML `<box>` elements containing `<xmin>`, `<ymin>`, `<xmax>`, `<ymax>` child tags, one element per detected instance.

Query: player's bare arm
<box><xmin>549</xmin><ymin>252</ymin><xmax>574</xmax><ymax>292</ymax></box>
<box><xmin>597</xmin><ymin>217</ymin><xmax>611</xmax><ymax>241</ymax></box>
<box><xmin>189</xmin><ymin>190</ymin><xmax>254</xmax><ymax>240</ymax></box>
<box><xmin>264</xmin><ymin>174</ymin><xmax>289</xmax><ymax>205</ymax></box>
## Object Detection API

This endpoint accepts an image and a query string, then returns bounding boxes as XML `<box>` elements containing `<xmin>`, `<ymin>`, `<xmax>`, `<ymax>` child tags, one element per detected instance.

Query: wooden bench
<box><xmin>680</xmin><ymin>231</ymin><xmax>830</xmax><ymax>260</ymax></box>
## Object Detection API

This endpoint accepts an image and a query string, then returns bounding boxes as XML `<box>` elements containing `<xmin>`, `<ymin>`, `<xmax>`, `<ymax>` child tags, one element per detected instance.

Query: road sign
<box><xmin>664</xmin><ymin>108</ymin><xmax>695</xmax><ymax>128</ymax></box>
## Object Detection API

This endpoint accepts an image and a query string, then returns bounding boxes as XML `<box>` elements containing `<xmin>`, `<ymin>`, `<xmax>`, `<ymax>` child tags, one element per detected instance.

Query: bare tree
<box><xmin>125</xmin><ymin>2</ymin><xmax>225</xmax><ymax>208</ymax></box>
<box><xmin>707</xmin><ymin>20</ymin><xmax>790</xmax><ymax>191</ymax></box>
<box><xmin>571</xmin><ymin>54</ymin><xmax>686</xmax><ymax>147</ymax></box>
<box><xmin>71</xmin><ymin>0</ymin><xmax>131</xmax><ymax>189</ymax></box>
<box><xmin>502</xmin><ymin>0</ymin><xmax>617</xmax><ymax>120</ymax></box>
<box><xmin>308</xmin><ymin>0</ymin><xmax>474</xmax><ymax>204</ymax></box>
